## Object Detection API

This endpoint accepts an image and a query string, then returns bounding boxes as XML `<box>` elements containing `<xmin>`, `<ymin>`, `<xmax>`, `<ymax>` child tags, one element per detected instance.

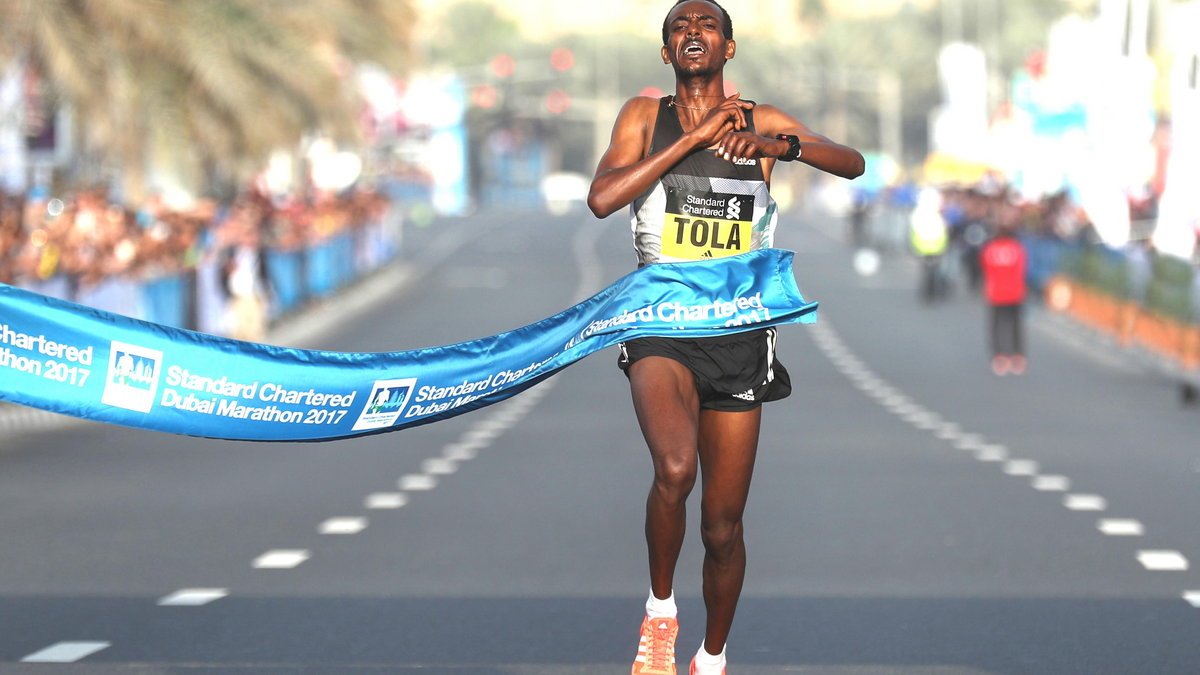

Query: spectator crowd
<box><xmin>0</xmin><ymin>184</ymin><xmax>397</xmax><ymax>337</ymax></box>
<box><xmin>856</xmin><ymin>174</ymin><xmax>1190</xmax><ymax>302</ymax></box>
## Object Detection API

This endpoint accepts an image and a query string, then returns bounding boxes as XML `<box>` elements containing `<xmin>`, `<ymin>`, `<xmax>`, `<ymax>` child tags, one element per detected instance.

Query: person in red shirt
<box><xmin>980</xmin><ymin>222</ymin><xmax>1027</xmax><ymax>375</ymax></box>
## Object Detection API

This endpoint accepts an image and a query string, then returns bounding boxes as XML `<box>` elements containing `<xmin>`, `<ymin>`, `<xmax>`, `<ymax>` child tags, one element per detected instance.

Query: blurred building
<box><xmin>1152</xmin><ymin>0</ymin><xmax>1200</xmax><ymax>260</ymax></box>
<box><xmin>415</xmin><ymin>0</ymin><xmax>810</xmax><ymax>42</ymax></box>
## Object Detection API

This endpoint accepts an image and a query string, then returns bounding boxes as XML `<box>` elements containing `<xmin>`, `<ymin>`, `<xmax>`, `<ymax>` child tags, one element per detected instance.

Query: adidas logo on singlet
<box><xmin>732</xmin><ymin>389</ymin><xmax>756</xmax><ymax>402</ymax></box>
<box><xmin>731</xmin><ymin>157</ymin><xmax>758</xmax><ymax>166</ymax></box>
<box><xmin>701</xmin><ymin>251</ymin><xmax>713</xmax><ymax>258</ymax></box>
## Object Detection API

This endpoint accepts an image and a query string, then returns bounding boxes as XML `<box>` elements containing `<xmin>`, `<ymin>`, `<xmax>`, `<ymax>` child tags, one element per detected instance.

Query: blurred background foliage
<box><xmin>0</xmin><ymin>0</ymin><xmax>1085</xmax><ymax>200</ymax></box>
<box><xmin>0</xmin><ymin>0</ymin><xmax>415</xmax><ymax>202</ymax></box>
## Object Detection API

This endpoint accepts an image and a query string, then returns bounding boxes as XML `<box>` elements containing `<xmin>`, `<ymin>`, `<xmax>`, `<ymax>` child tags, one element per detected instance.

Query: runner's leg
<box><xmin>696</xmin><ymin>406</ymin><xmax>761</xmax><ymax>653</ymax></box>
<box><xmin>628</xmin><ymin>356</ymin><xmax>701</xmax><ymax>601</ymax></box>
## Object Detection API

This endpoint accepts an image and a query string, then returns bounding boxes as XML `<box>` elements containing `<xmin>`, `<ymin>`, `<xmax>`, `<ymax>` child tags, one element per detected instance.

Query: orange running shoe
<box><xmin>632</xmin><ymin>615</ymin><xmax>679</xmax><ymax>675</ymax></box>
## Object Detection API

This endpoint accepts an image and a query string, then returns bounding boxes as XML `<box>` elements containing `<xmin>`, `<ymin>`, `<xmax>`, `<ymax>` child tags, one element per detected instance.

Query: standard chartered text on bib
<box><xmin>661</xmin><ymin>187</ymin><xmax>756</xmax><ymax>260</ymax></box>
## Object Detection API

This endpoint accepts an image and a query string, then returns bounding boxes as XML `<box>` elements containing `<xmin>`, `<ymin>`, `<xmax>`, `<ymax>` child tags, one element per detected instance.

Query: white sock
<box><xmin>645</xmin><ymin>589</ymin><xmax>677</xmax><ymax>618</ymax></box>
<box><xmin>693</xmin><ymin>641</ymin><xmax>726</xmax><ymax>674</ymax></box>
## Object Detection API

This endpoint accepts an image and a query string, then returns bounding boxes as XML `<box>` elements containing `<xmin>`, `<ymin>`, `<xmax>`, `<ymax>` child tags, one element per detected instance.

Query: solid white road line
<box><xmin>20</xmin><ymin>642</ymin><xmax>110</xmax><ymax>663</ymax></box>
<box><xmin>319</xmin><ymin>517</ymin><xmax>367</xmax><ymax>535</ymax></box>
<box><xmin>253</xmin><ymin>550</ymin><xmax>310</xmax><ymax>569</ymax></box>
<box><xmin>1183</xmin><ymin>591</ymin><xmax>1200</xmax><ymax>608</ymax></box>
<box><xmin>1137</xmin><ymin>550</ymin><xmax>1189</xmax><ymax>571</ymax></box>
<box><xmin>1098</xmin><ymin>519</ymin><xmax>1144</xmax><ymax>536</ymax></box>
<box><xmin>158</xmin><ymin>588</ymin><xmax>228</xmax><ymax>606</ymax></box>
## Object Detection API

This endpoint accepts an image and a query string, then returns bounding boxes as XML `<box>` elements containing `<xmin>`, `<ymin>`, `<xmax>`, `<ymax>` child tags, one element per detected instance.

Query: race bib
<box><xmin>661</xmin><ymin>187</ymin><xmax>755</xmax><ymax>260</ymax></box>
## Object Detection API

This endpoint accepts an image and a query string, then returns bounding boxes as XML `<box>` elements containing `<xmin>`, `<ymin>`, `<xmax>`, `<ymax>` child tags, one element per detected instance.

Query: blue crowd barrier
<box><xmin>1022</xmin><ymin>235</ymin><xmax>1075</xmax><ymax>294</ymax></box>
<box><xmin>305</xmin><ymin>241</ymin><xmax>335</xmax><ymax>298</ymax></box>
<box><xmin>13</xmin><ymin>220</ymin><xmax>398</xmax><ymax>335</ymax></box>
<box><xmin>267</xmin><ymin>249</ymin><xmax>306</xmax><ymax>313</ymax></box>
<box><xmin>141</xmin><ymin>274</ymin><xmax>190</xmax><ymax>329</ymax></box>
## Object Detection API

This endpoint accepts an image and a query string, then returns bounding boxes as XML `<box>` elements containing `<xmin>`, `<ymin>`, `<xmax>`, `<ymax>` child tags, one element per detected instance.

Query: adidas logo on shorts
<box><xmin>732</xmin><ymin>389</ymin><xmax>757</xmax><ymax>402</ymax></box>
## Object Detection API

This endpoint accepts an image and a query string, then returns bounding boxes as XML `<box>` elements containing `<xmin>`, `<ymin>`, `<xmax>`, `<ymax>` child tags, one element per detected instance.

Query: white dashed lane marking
<box><xmin>158</xmin><ymin>588</ymin><xmax>228</xmax><ymax>606</ymax></box>
<box><xmin>399</xmin><ymin>474</ymin><xmax>437</xmax><ymax>491</ymax></box>
<box><xmin>365</xmin><ymin>492</ymin><xmax>407</xmax><ymax>509</ymax></box>
<box><xmin>462</xmin><ymin>427</ymin><xmax>501</xmax><ymax>444</ymax></box>
<box><xmin>1064</xmin><ymin>494</ymin><xmax>1108</xmax><ymax>511</ymax></box>
<box><xmin>1098</xmin><ymin>519</ymin><xmax>1144</xmax><ymax>536</ymax></box>
<box><xmin>1138</xmin><ymin>550</ymin><xmax>1189</xmax><ymax>571</ymax></box>
<box><xmin>975</xmin><ymin>445</ymin><xmax>1008</xmax><ymax>462</ymax></box>
<box><xmin>253</xmin><ymin>550</ymin><xmax>310</xmax><ymax>569</ymax></box>
<box><xmin>811</xmin><ymin>318</ymin><xmax>1197</xmax><ymax>603</ymax></box>
<box><xmin>1031</xmin><ymin>475</ymin><xmax>1071</xmax><ymax>491</ymax></box>
<box><xmin>443</xmin><ymin>443</ymin><xmax>478</xmax><ymax>461</ymax></box>
<box><xmin>954</xmin><ymin>434</ymin><xmax>984</xmax><ymax>450</ymax></box>
<box><xmin>38</xmin><ymin>219</ymin><xmax>604</xmax><ymax>660</ymax></box>
<box><xmin>319</xmin><ymin>517</ymin><xmax>367</xmax><ymax>535</ymax></box>
<box><xmin>935</xmin><ymin>423</ymin><xmax>962</xmax><ymax>440</ymax></box>
<box><xmin>20</xmin><ymin>641</ymin><xmax>110</xmax><ymax>663</ymax></box>
<box><xmin>422</xmin><ymin>457</ymin><xmax>458</xmax><ymax>475</ymax></box>
<box><xmin>1003</xmin><ymin>460</ymin><xmax>1039</xmax><ymax>476</ymax></box>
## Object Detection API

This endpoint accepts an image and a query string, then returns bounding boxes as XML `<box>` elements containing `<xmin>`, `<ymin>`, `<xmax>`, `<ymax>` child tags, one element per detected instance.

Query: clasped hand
<box><xmin>691</xmin><ymin>94</ymin><xmax>785</xmax><ymax>163</ymax></box>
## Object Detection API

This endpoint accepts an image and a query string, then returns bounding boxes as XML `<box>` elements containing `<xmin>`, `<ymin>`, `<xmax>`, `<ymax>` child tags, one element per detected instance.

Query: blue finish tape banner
<box><xmin>0</xmin><ymin>249</ymin><xmax>817</xmax><ymax>441</ymax></box>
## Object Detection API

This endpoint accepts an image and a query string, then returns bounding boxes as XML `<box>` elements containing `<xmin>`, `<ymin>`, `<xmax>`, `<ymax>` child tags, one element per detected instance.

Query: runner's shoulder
<box><xmin>613</xmin><ymin>96</ymin><xmax>664</xmax><ymax>143</ymax></box>
<box><xmin>745</xmin><ymin>102</ymin><xmax>786</xmax><ymax>129</ymax></box>
<box><xmin>619</xmin><ymin>95</ymin><xmax>665</xmax><ymax>119</ymax></box>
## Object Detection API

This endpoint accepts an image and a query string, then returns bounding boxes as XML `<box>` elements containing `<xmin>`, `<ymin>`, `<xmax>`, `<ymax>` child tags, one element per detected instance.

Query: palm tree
<box><xmin>0</xmin><ymin>0</ymin><xmax>416</xmax><ymax>203</ymax></box>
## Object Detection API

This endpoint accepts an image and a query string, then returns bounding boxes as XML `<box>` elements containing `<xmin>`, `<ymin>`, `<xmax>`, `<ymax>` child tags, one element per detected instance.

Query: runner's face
<box><xmin>661</xmin><ymin>1</ymin><xmax>733</xmax><ymax>74</ymax></box>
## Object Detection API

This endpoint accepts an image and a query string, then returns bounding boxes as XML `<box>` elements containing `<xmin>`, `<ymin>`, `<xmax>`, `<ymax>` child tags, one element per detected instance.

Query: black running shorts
<box><xmin>617</xmin><ymin>327</ymin><xmax>791</xmax><ymax>412</ymax></box>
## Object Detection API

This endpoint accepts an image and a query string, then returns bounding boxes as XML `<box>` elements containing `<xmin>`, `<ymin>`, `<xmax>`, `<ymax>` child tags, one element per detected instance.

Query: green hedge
<box><xmin>1144</xmin><ymin>255</ymin><xmax>1196</xmax><ymax>324</ymax></box>
<box><xmin>1061</xmin><ymin>244</ymin><xmax>1197</xmax><ymax>325</ymax></box>
<box><xmin>1062</xmin><ymin>246</ymin><xmax>1131</xmax><ymax>300</ymax></box>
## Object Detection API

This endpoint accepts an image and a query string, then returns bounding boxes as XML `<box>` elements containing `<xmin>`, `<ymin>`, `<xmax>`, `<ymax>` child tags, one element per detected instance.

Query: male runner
<box><xmin>587</xmin><ymin>2</ymin><xmax>864</xmax><ymax>673</ymax></box>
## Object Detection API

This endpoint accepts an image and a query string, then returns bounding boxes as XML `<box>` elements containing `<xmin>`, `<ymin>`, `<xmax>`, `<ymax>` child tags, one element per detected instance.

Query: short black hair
<box><xmin>662</xmin><ymin>0</ymin><xmax>733</xmax><ymax>45</ymax></box>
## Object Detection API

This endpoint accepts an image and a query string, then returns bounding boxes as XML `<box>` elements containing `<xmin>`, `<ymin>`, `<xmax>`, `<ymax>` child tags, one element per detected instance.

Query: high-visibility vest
<box><xmin>910</xmin><ymin>208</ymin><xmax>948</xmax><ymax>256</ymax></box>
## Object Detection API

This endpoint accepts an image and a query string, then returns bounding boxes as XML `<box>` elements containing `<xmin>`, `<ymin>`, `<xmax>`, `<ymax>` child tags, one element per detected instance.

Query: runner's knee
<box><xmin>652</xmin><ymin>453</ymin><xmax>697</xmax><ymax>499</ymax></box>
<box><xmin>700</xmin><ymin>516</ymin><xmax>744</xmax><ymax>558</ymax></box>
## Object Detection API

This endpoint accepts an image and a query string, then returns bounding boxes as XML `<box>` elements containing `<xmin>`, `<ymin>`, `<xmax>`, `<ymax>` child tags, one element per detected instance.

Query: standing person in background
<box><xmin>588</xmin><ymin>1</ymin><xmax>864</xmax><ymax>673</ymax></box>
<box><xmin>910</xmin><ymin>187</ymin><xmax>949</xmax><ymax>303</ymax></box>
<box><xmin>220</xmin><ymin>206</ymin><xmax>272</xmax><ymax>342</ymax></box>
<box><xmin>958</xmin><ymin>190</ymin><xmax>990</xmax><ymax>293</ymax></box>
<box><xmin>980</xmin><ymin>221</ymin><xmax>1028</xmax><ymax>375</ymax></box>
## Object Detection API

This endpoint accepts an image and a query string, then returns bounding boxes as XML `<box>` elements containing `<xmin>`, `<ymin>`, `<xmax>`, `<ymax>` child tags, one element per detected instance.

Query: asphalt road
<box><xmin>1</xmin><ymin>205</ymin><xmax>1198</xmax><ymax>674</ymax></box>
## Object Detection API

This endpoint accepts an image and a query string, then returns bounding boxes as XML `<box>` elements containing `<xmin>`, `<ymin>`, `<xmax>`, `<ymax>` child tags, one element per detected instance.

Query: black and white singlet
<box><xmin>629</xmin><ymin>97</ymin><xmax>779</xmax><ymax>266</ymax></box>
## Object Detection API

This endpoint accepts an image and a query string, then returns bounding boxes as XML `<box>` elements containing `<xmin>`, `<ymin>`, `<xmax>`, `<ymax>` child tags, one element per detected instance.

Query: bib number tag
<box><xmin>661</xmin><ymin>187</ymin><xmax>755</xmax><ymax>260</ymax></box>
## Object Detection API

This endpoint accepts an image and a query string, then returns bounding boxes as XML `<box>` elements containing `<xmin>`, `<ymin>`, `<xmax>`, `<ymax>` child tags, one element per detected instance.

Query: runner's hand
<box><xmin>715</xmin><ymin>131</ymin><xmax>785</xmax><ymax>163</ymax></box>
<box><xmin>688</xmin><ymin>93</ymin><xmax>753</xmax><ymax>150</ymax></box>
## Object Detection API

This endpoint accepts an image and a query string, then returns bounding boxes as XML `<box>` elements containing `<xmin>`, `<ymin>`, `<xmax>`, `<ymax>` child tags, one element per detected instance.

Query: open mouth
<box><xmin>683</xmin><ymin>42</ymin><xmax>706</xmax><ymax>57</ymax></box>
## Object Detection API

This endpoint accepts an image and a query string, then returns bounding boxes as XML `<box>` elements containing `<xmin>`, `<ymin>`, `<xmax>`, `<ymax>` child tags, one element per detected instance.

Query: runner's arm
<box><xmin>587</xmin><ymin>95</ymin><xmax>752</xmax><ymax>218</ymax></box>
<box><xmin>716</xmin><ymin>104</ymin><xmax>865</xmax><ymax>180</ymax></box>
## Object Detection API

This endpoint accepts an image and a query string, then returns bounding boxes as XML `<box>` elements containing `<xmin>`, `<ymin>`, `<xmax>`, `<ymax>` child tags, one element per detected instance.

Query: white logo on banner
<box><xmin>352</xmin><ymin>378</ymin><xmax>417</xmax><ymax>431</ymax></box>
<box><xmin>101</xmin><ymin>341</ymin><xmax>163</xmax><ymax>413</ymax></box>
